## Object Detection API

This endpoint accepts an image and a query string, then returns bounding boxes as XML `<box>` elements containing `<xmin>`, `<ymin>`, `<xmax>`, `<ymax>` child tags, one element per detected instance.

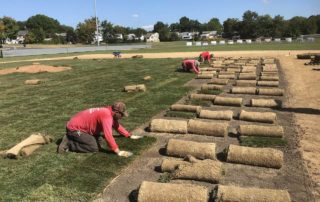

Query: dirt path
<box><xmin>0</xmin><ymin>50</ymin><xmax>318</xmax><ymax>65</ymax></box>
<box><xmin>280</xmin><ymin>55</ymin><xmax>320</xmax><ymax>200</ymax></box>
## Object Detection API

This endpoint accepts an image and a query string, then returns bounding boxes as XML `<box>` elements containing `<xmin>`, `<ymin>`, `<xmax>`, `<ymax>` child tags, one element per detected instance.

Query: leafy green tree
<box><xmin>2</xmin><ymin>16</ymin><xmax>19</xmax><ymax>39</ymax></box>
<box><xmin>169</xmin><ymin>23</ymin><xmax>180</xmax><ymax>32</ymax></box>
<box><xmin>240</xmin><ymin>10</ymin><xmax>258</xmax><ymax>38</ymax></box>
<box><xmin>0</xmin><ymin>20</ymin><xmax>5</xmax><ymax>45</ymax></box>
<box><xmin>309</xmin><ymin>15</ymin><xmax>320</xmax><ymax>33</ymax></box>
<box><xmin>207</xmin><ymin>18</ymin><xmax>223</xmax><ymax>33</ymax></box>
<box><xmin>153</xmin><ymin>21</ymin><xmax>167</xmax><ymax>33</ymax></box>
<box><xmin>284</xmin><ymin>16</ymin><xmax>317</xmax><ymax>37</ymax></box>
<box><xmin>26</xmin><ymin>14</ymin><xmax>60</xmax><ymax>38</ymax></box>
<box><xmin>169</xmin><ymin>32</ymin><xmax>179</xmax><ymax>41</ymax></box>
<box><xmin>179</xmin><ymin>16</ymin><xmax>191</xmax><ymax>32</ymax></box>
<box><xmin>256</xmin><ymin>15</ymin><xmax>273</xmax><ymax>37</ymax></box>
<box><xmin>223</xmin><ymin>18</ymin><xmax>240</xmax><ymax>38</ymax></box>
<box><xmin>24</xmin><ymin>31</ymin><xmax>36</xmax><ymax>44</ymax></box>
<box><xmin>272</xmin><ymin>15</ymin><xmax>286</xmax><ymax>38</ymax></box>
<box><xmin>76</xmin><ymin>17</ymin><xmax>96</xmax><ymax>44</ymax></box>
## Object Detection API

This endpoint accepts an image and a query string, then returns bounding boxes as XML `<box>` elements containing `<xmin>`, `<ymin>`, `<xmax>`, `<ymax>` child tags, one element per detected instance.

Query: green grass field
<box><xmin>1</xmin><ymin>39</ymin><xmax>319</xmax><ymax>63</ymax></box>
<box><xmin>0</xmin><ymin>58</ymin><xmax>195</xmax><ymax>201</ymax></box>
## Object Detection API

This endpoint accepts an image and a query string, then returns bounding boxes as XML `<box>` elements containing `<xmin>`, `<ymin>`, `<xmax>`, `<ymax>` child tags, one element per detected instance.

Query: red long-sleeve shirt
<box><xmin>66</xmin><ymin>106</ymin><xmax>130</xmax><ymax>152</ymax></box>
<box><xmin>182</xmin><ymin>59</ymin><xmax>200</xmax><ymax>74</ymax></box>
<box><xmin>200</xmin><ymin>51</ymin><xmax>211</xmax><ymax>61</ymax></box>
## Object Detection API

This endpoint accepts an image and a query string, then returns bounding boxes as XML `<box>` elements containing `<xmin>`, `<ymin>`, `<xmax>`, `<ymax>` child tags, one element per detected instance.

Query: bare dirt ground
<box><xmin>0</xmin><ymin>64</ymin><xmax>71</xmax><ymax>75</ymax></box>
<box><xmin>280</xmin><ymin>55</ymin><xmax>320</xmax><ymax>200</ymax></box>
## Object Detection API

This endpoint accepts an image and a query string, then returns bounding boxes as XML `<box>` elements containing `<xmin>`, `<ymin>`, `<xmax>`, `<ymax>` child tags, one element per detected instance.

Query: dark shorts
<box><xmin>66</xmin><ymin>130</ymin><xmax>99</xmax><ymax>153</ymax></box>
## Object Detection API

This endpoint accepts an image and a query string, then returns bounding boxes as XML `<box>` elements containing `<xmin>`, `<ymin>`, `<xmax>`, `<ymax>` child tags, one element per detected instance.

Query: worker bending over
<box><xmin>57</xmin><ymin>101</ymin><xmax>142</xmax><ymax>157</ymax></box>
<box><xmin>198</xmin><ymin>51</ymin><xmax>214</xmax><ymax>63</ymax></box>
<box><xmin>181</xmin><ymin>59</ymin><xmax>200</xmax><ymax>74</ymax></box>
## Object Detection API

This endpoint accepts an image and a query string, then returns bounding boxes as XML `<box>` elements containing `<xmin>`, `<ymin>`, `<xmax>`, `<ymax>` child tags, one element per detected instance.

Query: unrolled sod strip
<box><xmin>241</xmin><ymin>66</ymin><xmax>256</xmax><ymax>72</ymax></box>
<box><xmin>230</xmin><ymin>87</ymin><xmax>257</xmax><ymax>94</ymax></box>
<box><xmin>173</xmin><ymin>159</ymin><xmax>222</xmax><ymax>183</ymax></box>
<box><xmin>138</xmin><ymin>181</ymin><xmax>209</xmax><ymax>202</ymax></box>
<box><xmin>239</xmin><ymin>110</ymin><xmax>276</xmax><ymax>123</ymax></box>
<box><xmin>198</xmin><ymin>109</ymin><xmax>233</xmax><ymax>120</ymax></box>
<box><xmin>216</xmin><ymin>185</ymin><xmax>291</xmax><ymax>202</ymax></box>
<box><xmin>235</xmin><ymin>80</ymin><xmax>257</xmax><ymax>86</ymax></box>
<box><xmin>166</xmin><ymin>139</ymin><xmax>216</xmax><ymax>159</ymax></box>
<box><xmin>257</xmin><ymin>81</ymin><xmax>279</xmax><ymax>87</ymax></box>
<box><xmin>258</xmin><ymin>88</ymin><xmax>284</xmax><ymax>96</ymax></box>
<box><xmin>214</xmin><ymin>96</ymin><xmax>243</xmax><ymax>106</ymax></box>
<box><xmin>187</xmin><ymin>119</ymin><xmax>228</xmax><ymax>137</ymax></box>
<box><xmin>170</xmin><ymin>104</ymin><xmax>201</xmax><ymax>112</ymax></box>
<box><xmin>161</xmin><ymin>158</ymin><xmax>191</xmax><ymax>172</ymax></box>
<box><xmin>250</xmin><ymin>99</ymin><xmax>281</xmax><ymax>108</ymax></box>
<box><xmin>227</xmin><ymin>144</ymin><xmax>283</xmax><ymax>168</ymax></box>
<box><xmin>150</xmin><ymin>119</ymin><xmax>188</xmax><ymax>134</ymax></box>
<box><xmin>189</xmin><ymin>93</ymin><xmax>216</xmax><ymax>101</ymax></box>
<box><xmin>124</xmin><ymin>84</ymin><xmax>146</xmax><ymax>92</ymax></box>
<box><xmin>259</xmin><ymin>76</ymin><xmax>279</xmax><ymax>81</ymax></box>
<box><xmin>238</xmin><ymin>125</ymin><xmax>284</xmax><ymax>137</ymax></box>
<box><xmin>201</xmin><ymin>84</ymin><xmax>224</xmax><ymax>90</ymax></box>
<box><xmin>209</xmin><ymin>78</ymin><xmax>229</xmax><ymax>85</ymax></box>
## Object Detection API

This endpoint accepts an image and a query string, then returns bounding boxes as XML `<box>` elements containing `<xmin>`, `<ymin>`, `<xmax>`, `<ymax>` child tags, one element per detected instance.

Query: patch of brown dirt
<box><xmin>280</xmin><ymin>55</ymin><xmax>320</xmax><ymax>199</ymax></box>
<box><xmin>0</xmin><ymin>64</ymin><xmax>71</xmax><ymax>75</ymax></box>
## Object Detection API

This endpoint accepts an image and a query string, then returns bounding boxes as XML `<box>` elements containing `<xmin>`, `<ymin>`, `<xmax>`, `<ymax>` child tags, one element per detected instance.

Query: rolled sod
<box><xmin>170</xmin><ymin>104</ymin><xmax>201</xmax><ymax>113</ymax></box>
<box><xmin>5</xmin><ymin>133</ymin><xmax>52</xmax><ymax>159</ymax></box>
<box><xmin>241</xmin><ymin>65</ymin><xmax>256</xmax><ymax>72</ymax></box>
<box><xmin>250</xmin><ymin>99</ymin><xmax>281</xmax><ymax>108</ymax></box>
<box><xmin>166</xmin><ymin>139</ymin><xmax>216</xmax><ymax>159</ymax></box>
<box><xmin>258</xmin><ymin>88</ymin><xmax>284</xmax><ymax>96</ymax></box>
<box><xmin>20</xmin><ymin>144</ymin><xmax>42</xmax><ymax>156</ymax></box>
<box><xmin>209</xmin><ymin>78</ymin><xmax>229</xmax><ymax>85</ymax></box>
<box><xmin>150</xmin><ymin>119</ymin><xmax>188</xmax><ymax>134</ymax></box>
<box><xmin>214</xmin><ymin>96</ymin><xmax>243</xmax><ymax>106</ymax></box>
<box><xmin>260</xmin><ymin>72</ymin><xmax>278</xmax><ymax>76</ymax></box>
<box><xmin>187</xmin><ymin>119</ymin><xmax>228</xmax><ymax>137</ymax></box>
<box><xmin>257</xmin><ymin>81</ymin><xmax>279</xmax><ymax>87</ymax></box>
<box><xmin>138</xmin><ymin>181</ymin><xmax>209</xmax><ymax>202</ymax></box>
<box><xmin>173</xmin><ymin>159</ymin><xmax>222</xmax><ymax>183</ymax></box>
<box><xmin>230</xmin><ymin>87</ymin><xmax>257</xmax><ymax>94</ymax></box>
<box><xmin>259</xmin><ymin>76</ymin><xmax>279</xmax><ymax>81</ymax></box>
<box><xmin>124</xmin><ymin>84</ymin><xmax>146</xmax><ymax>92</ymax></box>
<box><xmin>24</xmin><ymin>79</ymin><xmax>43</xmax><ymax>85</ymax></box>
<box><xmin>189</xmin><ymin>93</ymin><xmax>216</xmax><ymax>101</ymax></box>
<box><xmin>218</xmin><ymin>74</ymin><xmax>236</xmax><ymax>79</ymax></box>
<box><xmin>161</xmin><ymin>158</ymin><xmax>191</xmax><ymax>172</ymax></box>
<box><xmin>237</xmin><ymin>74</ymin><xmax>257</xmax><ymax>80</ymax></box>
<box><xmin>201</xmin><ymin>84</ymin><xmax>224</xmax><ymax>90</ymax></box>
<box><xmin>196</xmin><ymin>74</ymin><xmax>214</xmax><ymax>79</ymax></box>
<box><xmin>198</xmin><ymin>109</ymin><xmax>233</xmax><ymax>120</ymax></box>
<box><xmin>239</xmin><ymin>110</ymin><xmax>277</xmax><ymax>123</ymax></box>
<box><xmin>227</xmin><ymin>144</ymin><xmax>283</xmax><ymax>168</ymax></box>
<box><xmin>238</xmin><ymin>125</ymin><xmax>284</xmax><ymax>138</ymax></box>
<box><xmin>216</xmin><ymin>185</ymin><xmax>291</xmax><ymax>202</ymax></box>
<box><xmin>235</xmin><ymin>80</ymin><xmax>257</xmax><ymax>86</ymax></box>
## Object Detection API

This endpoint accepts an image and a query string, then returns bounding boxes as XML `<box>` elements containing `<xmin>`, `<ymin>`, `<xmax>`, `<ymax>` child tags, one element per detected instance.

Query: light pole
<box><xmin>94</xmin><ymin>0</ymin><xmax>100</xmax><ymax>46</ymax></box>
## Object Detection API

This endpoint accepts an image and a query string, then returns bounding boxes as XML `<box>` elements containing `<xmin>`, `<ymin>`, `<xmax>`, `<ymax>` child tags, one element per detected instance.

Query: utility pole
<box><xmin>94</xmin><ymin>0</ymin><xmax>100</xmax><ymax>46</ymax></box>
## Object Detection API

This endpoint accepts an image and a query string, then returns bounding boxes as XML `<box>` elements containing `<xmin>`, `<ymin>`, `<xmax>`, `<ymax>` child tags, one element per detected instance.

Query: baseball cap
<box><xmin>112</xmin><ymin>101</ymin><xmax>129</xmax><ymax>117</ymax></box>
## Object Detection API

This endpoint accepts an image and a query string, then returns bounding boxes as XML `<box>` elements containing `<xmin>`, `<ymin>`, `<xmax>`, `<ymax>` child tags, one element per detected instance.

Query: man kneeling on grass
<box><xmin>57</xmin><ymin>101</ymin><xmax>142</xmax><ymax>157</ymax></box>
<box><xmin>181</xmin><ymin>59</ymin><xmax>200</xmax><ymax>74</ymax></box>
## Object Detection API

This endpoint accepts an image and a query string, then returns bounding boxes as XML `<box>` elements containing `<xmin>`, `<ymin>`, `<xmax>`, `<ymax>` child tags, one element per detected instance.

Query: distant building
<box><xmin>145</xmin><ymin>33</ymin><xmax>160</xmax><ymax>42</ymax></box>
<box><xmin>180</xmin><ymin>32</ymin><xmax>199</xmax><ymax>40</ymax></box>
<box><xmin>127</xmin><ymin>33</ymin><xmax>139</xmax><ymax>41</ymax></box>
<box><xmin>16</xmin><ymin>30</ymin><xmax>28</xmax><ymax>44</ymax></box>
<box><xmin>200</xmin><ymin>31</ymin><xmax>217</xmax><ymax>40</ymax></box>
<box><xmin>114</xmin><ymin>34</ymin><xmax>123</xmax><ymax>40</ymax></box>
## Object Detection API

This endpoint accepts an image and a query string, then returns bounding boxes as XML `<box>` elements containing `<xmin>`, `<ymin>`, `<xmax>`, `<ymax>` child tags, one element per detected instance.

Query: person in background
<box><xmin>181</xmin><ymin>59</ymin><xmax>200</xmax><ymax>74</ymax></box>
<box><xmin>57</xmin><ymin>101</ymin><xmax>142</xmax><ymax>157</ymax></box>
<box><xmin>198</xmin><ymin>51</ymin><xmax>214</xmax><ymax>63</ymax></box>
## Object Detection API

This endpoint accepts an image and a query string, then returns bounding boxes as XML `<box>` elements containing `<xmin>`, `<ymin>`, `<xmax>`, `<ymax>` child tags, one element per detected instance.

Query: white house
<box><xmin>145</xmin><ymin>33</ymin><xmax>160</xmax><ymax>42</ymax></box>
<box><xmin>115</xmin><ymin>34</ymin><xmax>123</xmax><ymax>40</ymax></box>
<box><xmin>200</xmin><ymin>31</ymin><xmax>217</xmax><ymax>40</ymax></box>
<box><xmin>180</xmin><ymin>32</ymin><xmax>193</xmax><ymax>40</ymax></box>
<box><xmin>15</xmin><ymin>30</ymin><xmax>28</xmax><ymax>44</ymax></box>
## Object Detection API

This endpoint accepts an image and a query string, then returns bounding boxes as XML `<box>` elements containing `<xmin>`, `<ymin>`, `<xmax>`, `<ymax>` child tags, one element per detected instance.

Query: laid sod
<box><xmin>240</xmin><ymin>136</ymin><xmax>287</xmax><ymax>148</ymax></box>
<box><xmin>0</xmin><ymin>58</ymin><xmax>194</xmax><ymax>201</ymax></box>
<box><xmin>184</xmin><ymin>99</ymin><xmax>212</xmax><ymax>107</ymax></box>
<box><xmin>199</xmin><ymin>89</ymin><xmax>223</xmax><ymax>95</ymax></box>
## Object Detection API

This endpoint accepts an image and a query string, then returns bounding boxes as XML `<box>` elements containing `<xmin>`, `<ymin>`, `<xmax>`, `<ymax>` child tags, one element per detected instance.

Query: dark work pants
<box><xmin>66</xmin><ymin>130</ymin><xmax>99</xmax><ymax>153</ymax></box>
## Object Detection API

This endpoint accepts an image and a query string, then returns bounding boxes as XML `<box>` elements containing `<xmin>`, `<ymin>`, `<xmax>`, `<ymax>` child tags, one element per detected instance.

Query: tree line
<box><xmin>0</xmin><ymin>10</ymin><xmax>319</xmax><ymax>45</ymax></box>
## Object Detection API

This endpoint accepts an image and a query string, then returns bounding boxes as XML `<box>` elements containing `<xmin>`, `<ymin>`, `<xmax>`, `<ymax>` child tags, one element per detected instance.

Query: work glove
<box><xmin>117</xmin><ymin>150</ymin><xmax>133</xmax><ymax>158</ymax></box>
<box><xmin>130</xmin><ymin>135</ymin><xmax>143</xmax><ymax>140</ymax></box>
